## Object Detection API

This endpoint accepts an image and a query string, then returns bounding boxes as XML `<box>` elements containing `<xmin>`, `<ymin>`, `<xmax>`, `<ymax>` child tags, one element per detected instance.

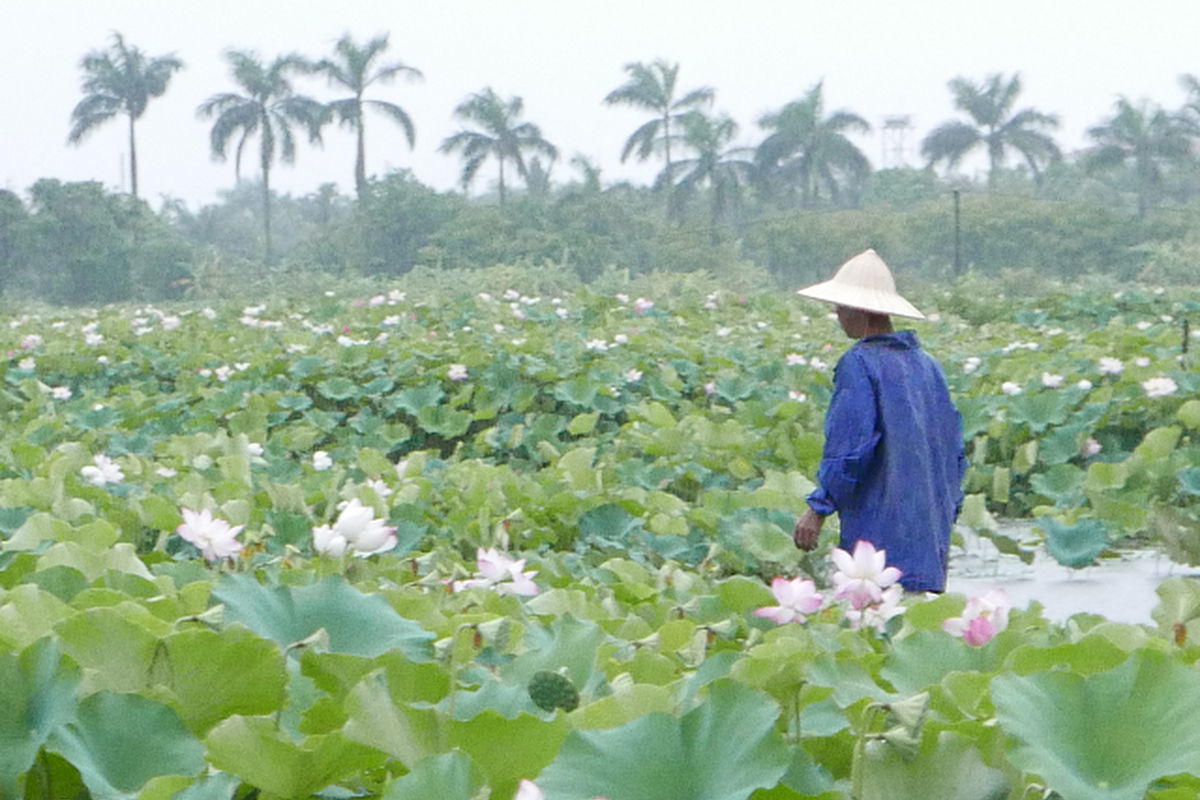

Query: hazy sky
<box><xmin>6</xmin><ymin>0</ymin><xmax>1200</xmax><ymax>208</ymax></box>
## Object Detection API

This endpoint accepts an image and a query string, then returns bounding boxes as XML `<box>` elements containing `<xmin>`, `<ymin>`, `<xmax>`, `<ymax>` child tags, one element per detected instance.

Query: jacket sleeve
<box><xmin>807</xmin><ymin>352</ymin><xmax>880</xmax><ymax>515</ymax></box>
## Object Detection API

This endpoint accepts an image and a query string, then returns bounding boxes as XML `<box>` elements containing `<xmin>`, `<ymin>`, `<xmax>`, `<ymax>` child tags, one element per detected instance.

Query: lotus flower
<box><xmin>312</xmin><ymin>498</ymin><xmax>396</xmax><ymax>558</ymax></box>
<box><xmin>943</xmin><ymin>588</ymin><xmax>1010</xmax><ymax>646</ymax></box>
<box><xmin>448</xmin><ymin>363</ymin><xmax>468</xmax><ymax>381</ymax></box>
<box><xmin>177</xmin><ymin>508</ymin><xmax>244</xmax><ymax>562</ymax></box>
<box><xmin>1143</xmin><ymin>376</ymin><xmax>1178</xmax><ymax>398</ymax></box>
<box><xmin>754</xmin><ymin>577</ymin><xmax>824</xmax><ymax>624</ymax></box>
<box><xmin>845</xmin><ymin>584</ymin><xmax>905</xmax><ymax>632</ymax></box>
<box><xmin>312</xmin><ymin>451</ymin><xmax>333</xmax><ymax>471</ymax></box>
<box><xmin>831</xmin><ymin>540</ymin><xmax>902</xmax><ymax>610</ymax></box>
<box><xmin>80</xmin><ymin>454</ymin><xmax>124</xmax><ymax>486</ymax></box>
<box><xmin>454</xmin><ymin>547</ymin><xmax>539</xmax><ymax>596</ymax></box>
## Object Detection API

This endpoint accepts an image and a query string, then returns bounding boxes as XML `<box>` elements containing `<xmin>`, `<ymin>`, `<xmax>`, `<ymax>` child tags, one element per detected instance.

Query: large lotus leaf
<box><xmin>47</xmin><ymin>691</ymin><xmax>205</xmax><ymax>800</ymax></box>
<box><xmin>1132</xmin><ymin>426</ymin><xmax>1181</xmax><ymax>463</ymax></box>
<box><xmin>54</xmin><ymin>606</ymin><xmax>159</xmax><ymax>693</ymax></box>
<box><xmin>0</xmin><ymin>637</ymin><xmax>81</xmax><ymax>796</ymax></box>
<box><xmin>1036</xmin><ymin>516</ymin><xmax>1108</xmax><ymax>568</ymax></box>
<box><xmin>447</xmin><ymin>709</ymin><xmax>571</xmax><ymax>800</ymax></box>
<box><xmin>859</xmin><ymin>730</ymin><xmax>1008</xmax><ymax>800</ymax></box>
<box><xmin>380</xmin><ymin>752</ymin><xmax>482</xmax><ymax>800</ymax></box>
<box><xmin>578</xmin><ymin>503</ymin><xmax>645</xmax><ymax>548</ymax></box>
<box><xmin>154</xmin><ymin>626</ymin><xmax>288</xmax><ymax>735</ymax></box>
<box><xmin>386</xmin><ymin>383</ymin><xmax>445</xmax><ymax>416</ymax></box>
<box><xmin>992</xmin><ymin>650</ymin><xmax>1200</xmax><ymax>800</ymax></box>
<box><xmin>0</xmin><ymin>584</ymin><xmax>75</xmax><ymax>649</ymax></box>
<box><xmin>1178</xmin><ymin>399</ymin><xmax>1200</xmax><ymax>429</ymax></box>
<box><xmin>1007</xmin><ymin>391</ymin><xmax>1071</xmax><ymax>433</ymax></box>
<box><xmin>212</xmin><ymin>574</ymin><xmax>434</xmax><ymax>660</ymax></box>
<box><xmin>503</xmin><ymin>615</ymin><xmax>605</xmax><ymax>695</ymax></box>
<box><xmin>881</xmin><ymin>630</ymin><xmax>999</xmax><ymax>694</ymax></box>
<box><xmin>1029</xmin><ymin>464</ymin><xmax>1084</xmax><ymax>504</ymax></box>
<box><xmin>204</xmin><ymin>715</ymin><xmax>384</xmax><ymax>799</ymax></box>
<box><xmin>316</xmin><ymin>377</ymin><xmax>359</xmax><ymax>401</ymax></box>
<box><xmin>536</xmin><ymin>680</ymin><xmax>790</xmax><ymax>800</ymax></box>
<box><xmin>341</xmin><ymin>670</ymin><xmax>439</xmax><ymax>768</ymax></box>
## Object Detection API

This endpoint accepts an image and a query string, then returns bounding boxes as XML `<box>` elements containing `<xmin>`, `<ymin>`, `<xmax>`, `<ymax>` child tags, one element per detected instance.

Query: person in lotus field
<box><xmin>792</xmin><ymin>249</ymin><xmax>966</xmax><ymax>593</ymax></box>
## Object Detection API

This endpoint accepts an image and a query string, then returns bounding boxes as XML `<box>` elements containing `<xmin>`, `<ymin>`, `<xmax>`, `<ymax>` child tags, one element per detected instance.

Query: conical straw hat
<box><xmin>795</xmin><ymin>249</ymin><xmax>925</xmax><ymax>320</ymax></box>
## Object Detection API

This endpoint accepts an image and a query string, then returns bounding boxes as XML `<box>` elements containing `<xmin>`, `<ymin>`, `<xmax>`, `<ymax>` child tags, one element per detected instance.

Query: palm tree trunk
<box><xmin>355</xmin><ymin>103</ymin><xmax>367</xmax><ymax>201</ymax></box>
<box><xmin>498</xmin><ymin>156</ymin><xmax>506</xmax><ymax>205</ymax></box>
<box><xmin>128</xmin><ymin>114</ymin><xmax>139</xmax><ymax>200</ymax></box>
<box><xmin>262</xmin><ymin>163</ymin><xmax>273</xmax><ymax>265</ymax></box>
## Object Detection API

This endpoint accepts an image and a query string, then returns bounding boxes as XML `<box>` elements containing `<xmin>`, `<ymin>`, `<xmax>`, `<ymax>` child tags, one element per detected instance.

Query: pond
<box><xmin>945</xmin><ymin>522</ymin><xmax>1194</xmax><ymax>625</ymax></box>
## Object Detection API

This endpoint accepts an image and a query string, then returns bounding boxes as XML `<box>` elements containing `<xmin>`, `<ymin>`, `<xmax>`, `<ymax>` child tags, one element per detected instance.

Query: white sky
<box><xmin>5</xmin><ymin>0</ymin><xmax>1200</xmax><ymax>208</ymax></box>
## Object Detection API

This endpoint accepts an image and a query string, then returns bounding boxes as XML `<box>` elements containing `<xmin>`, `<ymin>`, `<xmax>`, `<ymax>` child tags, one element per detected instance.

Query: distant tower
<box><xmin>880</xmin><ymin>115</ymin><xmax>913</xmax><ymax>169</ymax></box>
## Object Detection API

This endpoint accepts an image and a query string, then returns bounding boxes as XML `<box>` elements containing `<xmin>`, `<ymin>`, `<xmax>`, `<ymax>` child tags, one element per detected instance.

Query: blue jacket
<box><xmin>807</xmin><ymin>331</ymin><xmax>966</xmax><ymax>592</ymax></box>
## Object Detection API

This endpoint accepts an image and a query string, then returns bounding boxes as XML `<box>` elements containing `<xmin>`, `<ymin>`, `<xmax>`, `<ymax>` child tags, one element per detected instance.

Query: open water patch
<box><xmin>945</xmin><ymin>521</ymin><xmax>1196</xmax><ymax>625</ymax></box>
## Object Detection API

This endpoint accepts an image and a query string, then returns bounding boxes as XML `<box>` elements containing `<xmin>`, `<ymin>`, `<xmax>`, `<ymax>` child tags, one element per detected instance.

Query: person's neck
<box><xmin>860</xmin><ymin>316</ymin><xmax>894</xmax><ymax>338</ymax></box>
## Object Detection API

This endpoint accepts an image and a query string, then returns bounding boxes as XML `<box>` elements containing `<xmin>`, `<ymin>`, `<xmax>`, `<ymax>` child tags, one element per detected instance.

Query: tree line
<box><xmin>5</xmin><ymin>31</ymin><xmax>1200</xmax><ymax>304</ymax></box>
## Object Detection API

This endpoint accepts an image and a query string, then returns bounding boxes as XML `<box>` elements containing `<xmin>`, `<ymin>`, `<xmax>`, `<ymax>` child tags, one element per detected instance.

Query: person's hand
<box><xmin>793</xmin><ymin>508</ymin><xmax>825</xmax><ymax>551</ymax></box>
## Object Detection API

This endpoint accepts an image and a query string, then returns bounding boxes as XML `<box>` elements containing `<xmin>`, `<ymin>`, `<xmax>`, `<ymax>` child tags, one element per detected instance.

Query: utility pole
<box><xmin>953</xmin><ymin>189</ymin><xmax>962</xmax><ymax>277</ymax></box>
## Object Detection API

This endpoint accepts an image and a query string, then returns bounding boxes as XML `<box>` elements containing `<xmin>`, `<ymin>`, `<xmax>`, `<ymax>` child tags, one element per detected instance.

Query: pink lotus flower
<box><xmin>943</xmin><ymin>588</ymin><xmax>1010</xmax><ymax>646</ymax></box>
<box><xmin>845</xmin><ymin>584</ymin><xmax>905</xmax><ymax>632</ymax></box>
<box><xmin>454</xmin><ymin>547</ymin><xmax>539</xmax><ymax>596</ymax></box>
<box><xmin>754</xmin><ymin>577</ymin><xmax>824</xmax><ymax>624</ymax></box>
<box><xmin>831</xmin><ymin>540</ymin><xmax>902</xmax><ymax>610</ymax></box>
<box><xmin>515</xmin><ymin>780</ymin><xmax>544</xmax><ymax>800</ymax></box>
<box><xmin>177</xmin><ymin>508</ymin><xmax>244</xmax><ymax>562</ymax></box>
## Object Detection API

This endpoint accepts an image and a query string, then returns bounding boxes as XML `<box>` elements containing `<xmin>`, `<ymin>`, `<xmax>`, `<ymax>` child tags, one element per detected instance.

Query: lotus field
<box><xmin>4</xmin><ymin>279</ymin><xmax>1200</xmax><ymax>800</ymax></box>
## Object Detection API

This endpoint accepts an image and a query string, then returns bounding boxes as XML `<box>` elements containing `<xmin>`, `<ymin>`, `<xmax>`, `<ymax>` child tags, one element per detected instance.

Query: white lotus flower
<box><xmin>312</xmin><ymin>451</ymin><xmax>333</xmax><ymax>471</ymax></box>
<box><xmin>1082</xmin><ymin>437</ymin><xmax>1102</xmax><ymax>457</ymax></box>
<box><xmin>177</xmin><ymin>508</ymin><xmax>244</xmax><ymax>562</ymax></box>
<box><xmin>1097</xmin><ymin>357</ymin><xmax>1123</xmax><ymax>375</ymax></box>
<box><xmin>624</xmin><ymin>368</ymin><xmax>643</xmax><ymax>383</ymax></box>
<box><xmin>448</xmin><ymin>363</ymin><xmax>469</xmax><ymax>381</ymax></box>
<box><xmin>1001</xmin><ymin>382</ymin><xmax>1022</xmax><ymax>396</ymax></box>
<box><xmin>313</xmin><ymin>498</ymin><xmax>396</xmax><ymax>557</ymax></box>
<box><xmin>1143</xmin><ymin>376</ymin><xmax>1178</xmax><ymax>398</ymax></box>
<box><xmin>585</xmin><ymin>339</ymin><xmax>608</xmax><ymax>352</ymax></box>
<box><xmin>17</xmin><ymin>357</ymin><xmax>34</xmax><ymax>370</ymax></box>
<box><xmin>161</xmin><ymin>316</ymin><xmax>181</xmax><ymax>331</ymax></box>
<box><xmin>634</xmin><ymin>297</ymin><xmax>655</xmax><ymax>313</ymax></box>
<box><xmin>50</xmin><ymin>386</ymin><xmax>72</xmax><ymax>400</ymax></box>
<box><xmin>81</xmin><ymin>454</ymin><xmax>124</xmax><ymax>486</ymax></box>
<box><xmin>786</xmin><ymin>353</ymin><xmax>807</xmax><ymax>366</ymax></box>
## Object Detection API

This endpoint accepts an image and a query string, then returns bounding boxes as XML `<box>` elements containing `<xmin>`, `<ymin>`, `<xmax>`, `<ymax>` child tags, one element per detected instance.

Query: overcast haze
<box><xmin>5</xmin><ymin>0</ymin><xmax>1200</xmax><ymax>208</ymax></box>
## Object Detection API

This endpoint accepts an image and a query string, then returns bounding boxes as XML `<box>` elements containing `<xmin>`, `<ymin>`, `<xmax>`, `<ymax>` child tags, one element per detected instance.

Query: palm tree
<box><xmin>1086</xmin><ymin>96</ymin><xmax>1191</xmax><ymax>218</ymax></box>
<box><xmin>666</xmin><ymin>110</ymin><xmax>754</xmax><ymax>241</ymax></box>
<box><xmin>198</xmin><ymin>50</ymin><xmax>327</xmax><ymax>263</ymax></box>
<box><xmin>921</xmin><ymin>73</ymin><xmax>1061</xmax><ymax>188</ymax></box>
<box><xmin>754</xmin><ymin>82</ymin><xmax>871</xmax><ymax>207</ymax></box>
<box><xmin>67</xmin><ymin>33</ymin><xmax>183</xmax><ymax>200</ymax></box>
<box><xmin>603</xmin><ymin>61</ymin><xmax>714</xmax><ymax>194</ymax></box>
<box><xmin>313</xmin><ymin>33</ymin><xmax>423</xmax><ymax>201</ymax></box>
<box><xmin>439</xmin><ymin>88</ymin><xmax>557</xmax><ymax>203</ymax></box>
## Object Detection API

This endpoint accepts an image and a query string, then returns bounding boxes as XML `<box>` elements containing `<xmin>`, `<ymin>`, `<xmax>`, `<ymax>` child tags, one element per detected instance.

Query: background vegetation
<box><xmin>9</xmin><ymin>32</ymin><xmax>1200</xmax><ymax>305</ymax></box>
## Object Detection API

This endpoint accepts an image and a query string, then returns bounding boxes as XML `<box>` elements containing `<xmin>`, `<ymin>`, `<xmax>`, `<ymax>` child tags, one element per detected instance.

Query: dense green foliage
<box><xmin>0</xmin><ymin>276</ymin><xmax>1199</xmax><ymax>797</ymax></box>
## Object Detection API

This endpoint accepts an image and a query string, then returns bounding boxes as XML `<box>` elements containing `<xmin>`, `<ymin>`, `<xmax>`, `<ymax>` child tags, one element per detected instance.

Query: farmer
<box><xmin>792</xmin><ymin>249</ymin><xmax>966</xmax><ymax>592</ymax></box>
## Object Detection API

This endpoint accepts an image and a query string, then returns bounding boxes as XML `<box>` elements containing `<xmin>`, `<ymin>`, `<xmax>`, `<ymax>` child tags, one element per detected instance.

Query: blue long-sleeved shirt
<box><xmin>807</xmin><ymin>331</ymin><xmax>966</xmax><ymax>592</ymax></box>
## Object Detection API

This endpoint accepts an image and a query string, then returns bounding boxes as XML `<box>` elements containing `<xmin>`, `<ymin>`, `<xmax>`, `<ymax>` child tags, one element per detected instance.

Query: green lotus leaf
<box><xmin>1177</xmin><ymin>399</ymin><xmax>1200</xmax><ymax>429</ymax></box>
<box><xmin>537</xmin><ymin>680</ymin><xmax>789</xmax><ymax>800</ymax></box>
<box><xmin>48</xmin><ymin>691</ymin><xmax>205</xmax><ymax>800</ymax></box>
<box><xmin>859</xmin><ymin>730</ymin><xmax>1008</xmax><ymax>800</ymax></box>
<box><xmin>380</xmin><ymin>752</ymin><xmax>482</xmax><ymax>800</ymax></box>
<box><xmin>55</xmin><ymin>606</ymin><xmax>159</xmax><ymax>693</ymax></box>
<box><xmin>1037</xmin><ymin>516</ymin><xmax>1109</xmax><ymax>568</ymax></box>
<box><xmin>212</xmin><ymin>574</ymin><xmax>435</xmax><ymax>660</ymax></box>
<box><xmin>416</xmin><ymin>405</ymin><xmax>472</xmax><ymax>438</ymax></box>
<box><xmin>386</xmin><ymin>383</ymin><xmax>445</xmax><ymax>416</ymax></box>
<box><xmin>317</xmin><ymin>377</ymin><xmax>359</xmax><ymax>401</ymax></box>
<box><xmin>1007</xmin><ymin>391</ymin><xmax>1071</xmax><ymax>433</ymax></box>
<box><xmin>0</xmin><ymin>637</ymin><xmax>81</xmax><ymax>796</ymax></box>
<box><xmin>204</xmin><ymin>715</ymin><xmax>384</xmax><ymax>799</ymax></box>
<box><xmin>992</xmin><ymin>650</ymin><xmax>1200</xmax><ymax>800</ymax></box>
<box><xmin>155</xmin><ymin>626</ymin><xmax>288</xmax><ymax>735</ymax></box>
